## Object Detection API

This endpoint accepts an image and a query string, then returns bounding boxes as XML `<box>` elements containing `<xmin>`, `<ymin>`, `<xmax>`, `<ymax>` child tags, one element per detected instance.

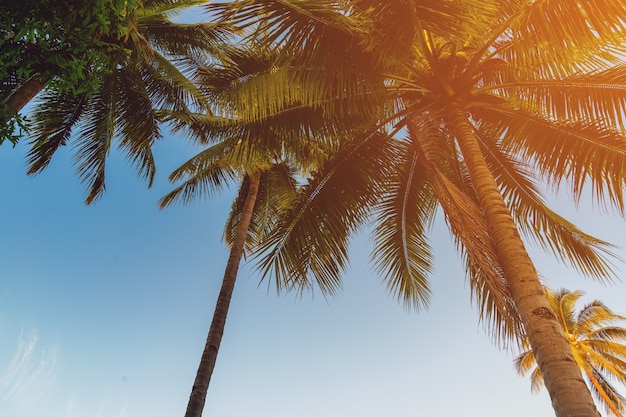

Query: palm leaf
<box><xmin>140</xmin><ymin>19</ymin><xmax>231</xmax><ymax>58</ymax></box>
<box><xmin>473</xmin><ymin>105</ymin><xmax>626</xmax><ymax>213</ymax></box>
<box><xmin>500</xmin><ymin>0</ymin><xmax>626</xmax><ymax>78</ymax></box>
<box><xmin>257</xmin><ymin>130</ymin><xmax>390</xmax><ymax>295</ymax></box>
<box><xmin>491</xmin><ymin>65</ymin><xmax>626</xmax><ymax>132</ymax></box>
<box><xmin>115</xmin><ymin>67</ymin><xmax>161</xmax><ymax>187</ymax></box>
<box><xmin>145</xmin><ymin>52</ymin><xmax>208</xmax><ymax>112</ymax></box>
<box><xmin>158</xmin><ymin>139</ymin><xmax>241</xmax><ymax>208</ymax></box>
<box><xmin>73</xmin><ymin>77</ymin><xmax>118</xmax><ymax>204</ymax></box>
<box><xmin>585</xmin><ymin>368</ymin><xmax>626</xmax><ymax>417</ymax></box>
<box><xmin>224</xmin><ymin>163</ymin><xmax>297</xmax><ymax>254</ymax></box>
<box><xmin>371</xmin><ymin>138</ymin><xmax>436</xmax><ymax>310</ymax></box>
<box><xmin>26</xmin><ymin>91</ymin><xmax>87</xmax><ymax>175</ymax></box>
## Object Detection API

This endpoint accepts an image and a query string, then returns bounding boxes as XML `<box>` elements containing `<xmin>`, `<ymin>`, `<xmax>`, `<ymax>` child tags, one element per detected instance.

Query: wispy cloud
<box><xmin>0</xmin><ymin>328</ymin><xmax>58</xmax><ymax>407</ymax></box>
<box><xmin>65</xmin><ymin>394</ymin><xmax>76</xmax><ymax>417</ymax></box>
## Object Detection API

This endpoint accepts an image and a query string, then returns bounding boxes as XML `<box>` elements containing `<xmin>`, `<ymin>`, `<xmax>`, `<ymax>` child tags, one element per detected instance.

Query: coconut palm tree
<box><xmin>22</xmin><ymin>0</ymin><xmax>230</xmax><ymax>203</ymax></box>
<box><xmin>158</xmin><ymin>45</ymin><xmax>357</xmax><ymax>417</ymax></box>
<box><xmin>207</xmin><ymin>2</ymin><xmax>626</xmax><ymax>416</ymax></box>
<box><xmin>516</xmin><ymin>288</ymin><xmax>626</xmax><ymax>417</ymax></box>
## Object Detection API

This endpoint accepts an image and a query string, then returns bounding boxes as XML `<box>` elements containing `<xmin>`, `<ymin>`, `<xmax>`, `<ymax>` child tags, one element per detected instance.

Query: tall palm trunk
<box><xmin>2</xmin><ymin>77</ymin><xmax>46</xmax><ymax>123</ymax></box>
<box><xmin>185</xmin><ymin>172</ymin><xmax>261</xmax><ymax>417</ymax></box>
<box><xmin>448</xmin><ymin>103</ymin><xmax>600</xmax><ymax>417</ymax></box>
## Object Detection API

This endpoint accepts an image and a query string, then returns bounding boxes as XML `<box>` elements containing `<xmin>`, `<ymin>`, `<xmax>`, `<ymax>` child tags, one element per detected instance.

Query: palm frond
<box><xmin>26</xmin><ymin>91</ymin><xmax>87</xmax><ymax>175</ymax></box>
<box><xmin>139</xmin><ymin>19</ymin><xmax>231</xmax><ymax>58</ymax></box>
<box><xmin>514</xmin><ymin>347</ymin><xmax>545</xmax><ymax>392</ymax></box>
<box><xmin>145</xmin><ymin>51</ymin><xmax>208</xmax><ymax>112</ymax></box>
<box><xmin>158</xmin><ymin>149</ymin><xmax>240</xmax><ymax>209</ymax></box>
<box><xmin>474</xmin><ymin>105</ymin><xmax>626</xmax><ymax>213</ymax></box>
<box><xmin>224</xmin><ymin>163</ymin><xmax>297</xmax><ymax>253</ymax></box>
<box><xmin>577</xmin><ymin>301</ymin><xmax>626</xmax><ymax>334</ymax></box>
<box><xmin>501</xmin><ymin>0</ymin><xmax>626</xmax><ymax>78</ymax></box>
<box><xmin>371</xmin><ymin>139</ymin><xmax>436</xmax><ymax>310</ymax></box>
<box><xmin>551</xmin><ymin>288</ymin><xmax>581</xmax><ymax>336</ymax></box>
<box><xmin>73</xmin><ymin>77</ymin><xmax>118</xmax><ymax>204</ymax></box>
<box><xmin>141</xmin><ymin>0</ymin><xmax>208</xmax><ymax>16</ymax></box>
<box><xmin>494</xmin><ymin>65</ymin><xmax>626</xmax><ymax>132</ymax></box>
<box><xmin>585</xmin><ymin>367</ymin><xmax>626</xmax><ymax>417</ymax></box>
<box><xmin>115</xmin><ymin>67</ymin><xmax>161</xmax><ymax>187</ymax></box>
<box><xmin>257</xmin><ymin>130</ymin><xmax>390</xmax><ymax>296</ymax></box>
<box><xmin>208</xmin><ymin>1</ymin><xmax>388</xmax><ymax>121</ymax></box>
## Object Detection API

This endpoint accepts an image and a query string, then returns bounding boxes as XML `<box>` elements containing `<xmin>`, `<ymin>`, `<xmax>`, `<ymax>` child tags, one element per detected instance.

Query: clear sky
<box><xmin>1</xmin><ymin>122</ymin><xmax>625</xmax><ymax>417</ymax></box>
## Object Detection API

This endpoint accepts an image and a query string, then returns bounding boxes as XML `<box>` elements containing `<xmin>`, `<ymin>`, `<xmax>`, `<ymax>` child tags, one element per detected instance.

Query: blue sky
<box><xmin>1</xmin><ymin>124</ymin><xmax>625</xmax><ymax>417</ymax></box>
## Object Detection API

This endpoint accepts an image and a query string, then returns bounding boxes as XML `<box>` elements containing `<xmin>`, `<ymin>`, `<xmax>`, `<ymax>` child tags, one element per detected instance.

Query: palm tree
<box><xmin>158</xmin><ymin>45</ymin><xmax>350</xmax><ymax>417</ymax></box>
<box><xmin>516</xmin><ymin>288</ymin><xmax>626</xmax><ymax>417</ymax></box>
<box><xmin>22</xmin><ymin>0</ymin><xmax>229</xmax><ymax>203</ymax></box>
<box><xmin>208</xmin><ymin>2</ymin><xmax>626</xmax><ymax>416</ymax></box>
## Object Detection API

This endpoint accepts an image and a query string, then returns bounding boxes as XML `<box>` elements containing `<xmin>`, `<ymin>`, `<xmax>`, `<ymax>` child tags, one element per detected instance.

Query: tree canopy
<box><xmin>0</xmin><ymin>0</ymin><xmax>140</xmax><ymax>143</ymax></box>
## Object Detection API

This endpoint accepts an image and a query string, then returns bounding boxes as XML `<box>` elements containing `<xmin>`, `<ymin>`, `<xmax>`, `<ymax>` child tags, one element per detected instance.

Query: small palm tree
<box><xmin>516</xmin><ymin>288</ymin><xmax>626</xmax><ymax>417</ymax></box>
<box><xmin>158</xmin><ymin>46</ymin><xmax>344</xmax><ymax>417</ymax></box>
<box><xmin>24</xmin><ymin>0</ymin><xmax>229</xmax><ymax>203</ymax></box>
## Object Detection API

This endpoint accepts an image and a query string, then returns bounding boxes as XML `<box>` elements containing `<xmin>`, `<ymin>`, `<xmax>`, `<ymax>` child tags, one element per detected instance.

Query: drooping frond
<box><xmin>224</xmin><ymin>163</ymin><xmax>297</xmax><ymax>253</ymax></box>
<box><xmin>473</xmin><ymin>105</ymin><xmax>626</xmax><ymax>213</ymax></box>
<box><xmin>115</xmin><ymin>67</ymin><xmax>161</xmax><ymax>187</ymax></box>
<box><xmin>257</xmin><ymin>130</ymin><xmax>391</xmax><ymax>296</ymax></box>
<box><xmin>371</xmin><ymin>138</ymin><xmax>436</xmax><ymax>310</ymax></box>
<box><xmin>415</xmin><ymin>144</ymin><xmax>521</xmax><ymax>343</ymax></box>
<box><xmin>491</xmin><ymin>65</ymin><xmax>626</xmax><ymax>133</ymax></box>
<box><xmin>585</xmin><ymin>367</ymin><xmax>626</xmax><ymax>417</ymax></box>
<box><xmin>514</xmin><ymin>348</ymin><xmax>545</xmax><ymax>393</ymax></box>
<box><xmin>146</xmin><ymin>52</ymin><xmax>209</xmax><ymax>112</ymax></box>
<box><xmin>27</xmin><ymin>91</ymin><xmax>87</xmax><ymax>175</ymax></box>
<box><xmin>197</xmin><ymin>44</ymin><xmax>385</xmax><ymax>131</ymax></box>
<box><xmin>22</xmin><ymin>0</ymin><xmax>224</xmax><ymax>204</ymax></box>
<box><xmin>158</xmin><ymin>139</ymin><xmax>241</xmax><ymax>208</ymax></box>
<box><xmin>500</xmin><ymin>0</ymin><xmax>626</xmax><ymax>78</ymax></box>
<box><xmin>73</xmin><ymin>78</ymin><xmax>118</xmax><ymax>204</ymax></box>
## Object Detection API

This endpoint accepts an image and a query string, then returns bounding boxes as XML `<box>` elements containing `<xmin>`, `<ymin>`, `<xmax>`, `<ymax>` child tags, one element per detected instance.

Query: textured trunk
<box><xmin>184</xmin><ymin>172</ymin><xmax>261</xmax><ymax>417</ymax></box>
<box><xmin>448</xmin><ymin>103</ymin><xmax>600</xmax><ymax>417</ymax></box>
<box><xmin>2</xmin><ymin>77</ymin><xmax>46</xmax><ymax>123</ymax></box>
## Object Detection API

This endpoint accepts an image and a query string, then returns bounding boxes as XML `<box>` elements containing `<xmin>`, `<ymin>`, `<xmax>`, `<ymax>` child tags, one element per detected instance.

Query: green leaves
<box><xmin>19</xmin><ymin>0</ymin><xmax>223</xmax><ymax>203</ymax></box>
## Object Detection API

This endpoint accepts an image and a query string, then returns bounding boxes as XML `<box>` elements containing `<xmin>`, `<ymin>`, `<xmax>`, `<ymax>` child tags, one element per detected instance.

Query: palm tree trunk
<box><xmin>1</xmin><ymin>77</ymin><xmax>47</xmax><ymax>123</ymax></box>
<box><xmin>447</xmin><ymin>103</ymin><xmax>601</xmax><ymax>417</ymax></box>
<box><xmin>185</xmin><ymin>172</ymin><xmax>261</xmax><ymax>417</ymax></box>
